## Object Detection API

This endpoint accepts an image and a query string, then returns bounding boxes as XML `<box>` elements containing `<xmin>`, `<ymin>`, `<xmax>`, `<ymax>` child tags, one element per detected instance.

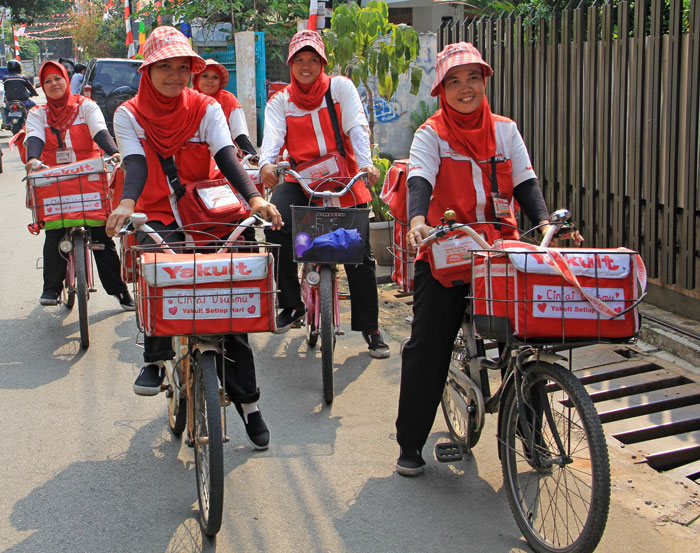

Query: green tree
<box><xmin>69</xmin><ymin>2</ymin><xmax>127</xmax><ymax>59</ymax></box>
<box><xmin>0</xmin><ymin>0</ymin><xmax>66</xmax><ymax>24</ymax></box>
<box><xmin>321</xmin><ymin>1</ymin><xmax>422</xmax><ymax>143</ymax></box>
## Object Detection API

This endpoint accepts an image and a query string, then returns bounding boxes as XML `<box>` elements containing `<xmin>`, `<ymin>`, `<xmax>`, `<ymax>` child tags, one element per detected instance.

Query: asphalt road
<box><xmin>0</xmin><ymin>129</ymin><xmax>698</xmax><ymax>553</ymax></box>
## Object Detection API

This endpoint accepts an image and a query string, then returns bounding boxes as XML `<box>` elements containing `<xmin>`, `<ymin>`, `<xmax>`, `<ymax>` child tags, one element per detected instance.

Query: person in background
<box><xmin>105</xmin><ymin>26</ymin><xmax>281</xmax><ymax>449</ymax></box>
<box><xmin>192</xmin><ymin>59</ymin><xmax>257</xmax><ymax>157</ymax></box>
<box><xmin>70</xmin><ymin>63</ymin><xmax>87</xmax><ymax>94</ymax></box>
<box><xmin>24</xmin><ymin>60</ymin><xmax>133</xmax><ymax>310</ymax></box>
<box><xmin>2</xmin><ymin>60</ymin><xmax>38</xmax><ymax>123</ymax></box>
<box><xmin>258</xmin><ymin>29</ymin><xmax>390</xmax><ymax>359</ymax></box>
<box><xmin>394</xmin><ymin>42</ymin><xmax>582</xmax><ymax>476</ymax></box>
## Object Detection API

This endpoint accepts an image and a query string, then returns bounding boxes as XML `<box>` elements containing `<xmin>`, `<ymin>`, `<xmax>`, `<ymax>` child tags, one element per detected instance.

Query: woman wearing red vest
<box><xmin>105</xmin><ymin>26</ymin><xmax>281</xmax><ymax>449</ymax></box>
<box><xmin>394</xmin><ymin>43</ymin><xmax>580</xmax><ymax>476</ymax></box>
<box><xmin>193</xmin><ymin>59</ymin><xmax>257</xmax><ymax>157</ymax></box>
<box><xmin>258</xmin><ymin>30</ymin><xmax>390</xmax><ymax>359</ymax></box>
<box><xmin>24</xmin><ymin>60</ymin><xmax>133</xmax><ymax>309</ymax></box>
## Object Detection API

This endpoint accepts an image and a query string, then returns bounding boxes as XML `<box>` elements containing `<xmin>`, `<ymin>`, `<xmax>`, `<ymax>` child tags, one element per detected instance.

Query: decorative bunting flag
<box><xmin>308</xmin><ymin>0</ymin><xmax>318</xmax><ymax>30</ymax></box>
<box><xmin>125</xmin><ymin>0</ymin><xmax>136</xmax><ymax>58</ymax></box>
<box><xmin>12</xmin><ymin>26</ymin><xmax>20</xmax><ymax>60</ymax></box>
<box><xmin>138</xmin><ymin>20</ymin><xmax>146</xmax><ymax>55</ymax></box>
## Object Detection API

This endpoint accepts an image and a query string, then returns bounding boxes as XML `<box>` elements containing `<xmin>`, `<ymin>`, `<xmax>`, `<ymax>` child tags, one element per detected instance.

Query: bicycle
<box><xmin>275</xmin><ymin>161</ymin><xmax>370</xmax><ymax>404</ymax></box>
<box><xmin>414</xmin><ymin>209</ymin><xmax>647</xmax><ymax>553</ymax></box>
<box><xmin>124</xmin><ymin>213</ymin><xmax>278</xmax><ymax>536</ymax></box>
<box><xmin>25</xmin><ymin>156</ymin><xmax>117</xmax><ymax>349</ymax></box>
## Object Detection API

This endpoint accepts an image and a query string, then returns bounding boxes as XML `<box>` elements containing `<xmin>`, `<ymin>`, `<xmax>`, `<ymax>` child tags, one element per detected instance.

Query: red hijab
<box><xmin>426</xmin><ymin>82</ymin><xmax>497</xmax><ymax>163</ymax></box>
<box><xmin>124</xmin><ymin>68</ymin><xmax>215</xmax><ymax>158</ymax></box>
<box><xmin>40</xmin><ymin>61</ymin><xmax>86</xmax><ymax>132</ymax></box>
<box><xmin>287</xmin><ymin>49</ymin><xmax>331</xmax><ymax>111</ymax></box>
<box><xmin>192</xmin><ymin>69</ymin><xmax>241</xmax><ymax>119</ymax></box>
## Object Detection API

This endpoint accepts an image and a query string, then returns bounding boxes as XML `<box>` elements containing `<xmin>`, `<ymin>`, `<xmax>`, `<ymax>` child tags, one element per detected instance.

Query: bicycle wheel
<box><xmin>192</xmin><ymin>350</ymin><xmax>224</xmax><ymax>536</ymax></box>
<box><xmin>319</xmin><ymin>266</ymin><xmax>334</xmax><ymax>404</ymax></box>
<box><xmin>499</xmin><ymin>362</ymin><xmax>610</xmax><ymax>553</ymax></box>
<box><xmin>166</xmin><ymin>337</ymin><xmax>187</xmax><ymax>436</ymax></box>
<box><xmin>302</xmin><ymin>271</ymin><xmax>318</xmax><ymax>347</ymax></box>
<box><xmin>73</xmin><ymin>234</ymin><xmax>90</xmax><ymax>349</ymax></box>
<box><xmin>441</xmin><ymin>324</ymin><xmax>484</xmax><ymax>448</ymax></box>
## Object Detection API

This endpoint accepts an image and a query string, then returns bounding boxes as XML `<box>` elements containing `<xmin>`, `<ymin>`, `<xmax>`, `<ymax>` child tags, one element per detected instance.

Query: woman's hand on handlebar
<box><xmin>259</xmin><ymin>164</ymin><xmax>278</xmax><ymax>189</ymax></box>
<box><xmin>25</xmin><ymin>158</ymin><xmax>45</xmax><ymax>174</ymax></box>
<box><xmin>407</xmin><ymin>216</ymin><xmax>433</xmax><ymax>253</ymax></box>
<box><xmin>106</xmin><ymin>199</ymin><xmax>136</xmax><ymax>237</ymax></box>
<box><xmin>539</xmin><ymin>220</ymin><xmax>584</xmax><ymax>247</ymax></box>
<box><xmin>248</xmin><ymin>196</ymin><xmax>282</xmax><ymax>230</ymax></box>
<box><xmin>359</xmin><ymin>164</ymin><xmax>380</xmax><ymax>188</ymax></box>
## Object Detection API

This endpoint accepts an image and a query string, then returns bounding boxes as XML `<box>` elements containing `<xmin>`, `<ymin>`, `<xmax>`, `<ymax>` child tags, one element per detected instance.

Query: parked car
<box><xmin>81</xmin><ymin>58</ymin><xmax>142</xmax><ymax>136</ymax></box>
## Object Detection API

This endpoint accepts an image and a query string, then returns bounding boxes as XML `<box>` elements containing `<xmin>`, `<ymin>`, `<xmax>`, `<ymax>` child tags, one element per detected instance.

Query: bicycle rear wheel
<box><xmin>499</xmin><ymin>362</ymin><xmax>610</xmax><ymax>553</ymax></box>
<box><xmin>319</xmin><ymin>266</ymin><xmax>334</xmax><ymax>404</ymax></box>
<box><xmin>166</xmin><ymin>337</ymin><xmax>187</xmax><ymax>436</ymax></box>
<box><xmin>73</xmin><ymin>234</ymin><xmax>90</xmax><ymax>349</ymax></box>
<box><xmin>192</xmin><ymin>350</ymin><xmax>224</xmax><ymax>536</ymax></box>
<box><xmin>441</xmin><ymin>324</ymin><xmax>484</xmax><ymax>448</ymax></box>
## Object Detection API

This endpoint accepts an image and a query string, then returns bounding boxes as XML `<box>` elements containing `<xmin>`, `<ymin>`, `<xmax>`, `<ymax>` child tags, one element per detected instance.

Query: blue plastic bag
<box><xmin>300</xmin><ymin>228</ymin><xmax>364</xmax><ymax>263</ymax></box>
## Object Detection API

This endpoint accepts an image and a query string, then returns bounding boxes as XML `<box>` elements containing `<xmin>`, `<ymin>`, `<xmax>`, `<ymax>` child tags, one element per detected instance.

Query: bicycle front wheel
<box><xmin>319</xmin><ymin>266</ymin><xmax>334</xmax><ymax>404</ymax></box>
<box><xmin>192</xmin><ymin>350</ymin><xmax>224</xmax><ymax>536</ymax></box>
<box><xmin>73</xmin><ymin>234</ymin><xmax>90</xmax><ymax>349</ymax></box>
<box><xmin>302</xmin><ymin>268</ymin><xmax>318</xmax><ymax>347</ymax></box>
<box><xmin>499</xmin><ymin>362</ymin><xmax>610</xmax><ymax>553</ymax></box>
<box><xmin>166</xmin><ymin>337</ymin><xmax>187</xmax><ymax>436</ymax></box>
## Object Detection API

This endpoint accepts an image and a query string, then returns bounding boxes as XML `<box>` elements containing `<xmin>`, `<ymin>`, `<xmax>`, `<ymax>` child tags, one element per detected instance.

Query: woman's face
<box><xmin>149</xmin><ymin>56</ymin><xmax>192</xmax><ymax>97</ymax></box>
<box><xmin>291</xmin><ymin>51</ymin><xmax>323</xmax><ymax>86</ymax></box>
<box><xmin>197</xmin><ymin>69</ymin><xmax>221</xmax><ymax>95</ymax></box>
<box><xmin>42</xmin><ymin>72</ymin><xmax>67</xmax><ymax>100</ymax></box>
<box><xmin>442</xmin><ymin>63</ymin><xmax>485</xmax><ymax>114</ymax></box>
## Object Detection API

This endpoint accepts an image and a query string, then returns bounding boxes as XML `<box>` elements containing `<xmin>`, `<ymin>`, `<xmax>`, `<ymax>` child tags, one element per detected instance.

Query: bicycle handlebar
<box><xmin>123</xmin><ymin>212</ymin><xmax>273</xmax><ymax>255</ymax></box>
<box><xmin>275</xmin><ymin>161</ymin><xmax>368</xmax><ymax>200</ymax></box>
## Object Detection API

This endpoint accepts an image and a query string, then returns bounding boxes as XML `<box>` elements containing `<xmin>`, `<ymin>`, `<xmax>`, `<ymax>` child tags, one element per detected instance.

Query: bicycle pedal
<box><xmin>89</xmin><ymin>288</ymin><xmax>97</xmax><ymax>293</ymax></box>
<box><xmin>338</xmin><ymin>292</ymin><xmax>350</xmax><ymax>300</ymax></box>
<box><xmin>435</xmin><ymin>442</ymin><xmax>464</xmax><ymax>463</ymax></box>
<box><xmin>291</xmin><ymin>320</ymin><xmax>304</xmax><ymax>329</ymax></box>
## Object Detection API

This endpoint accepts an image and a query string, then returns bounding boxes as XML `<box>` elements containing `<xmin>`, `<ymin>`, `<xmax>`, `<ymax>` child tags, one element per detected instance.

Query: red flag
<box><xmin>12</xmin><ymin>26</ymin><xmax>20</xmax><ymax>60</ymax></box>
<box><xmin>307</xmin><ymin>0</ymin><xmax>318</xmax><ymax>30</ymax></box>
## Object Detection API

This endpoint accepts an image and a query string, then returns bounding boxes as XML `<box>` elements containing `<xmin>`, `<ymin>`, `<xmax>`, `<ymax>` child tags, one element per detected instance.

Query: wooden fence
<box><xmin>440</xmin><ymin>0</ymin><xmax>699</xmax><ymax>301</ymax></box>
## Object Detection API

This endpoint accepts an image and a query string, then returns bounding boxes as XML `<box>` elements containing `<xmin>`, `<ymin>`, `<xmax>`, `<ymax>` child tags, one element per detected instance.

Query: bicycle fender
<box><xmin>521</xmin><ymin>351</ymin><xmax>567</xmax><ymax>366</ymax></box>
<box><xmin>194</xmin><ymin>343</ymin><xmax>219</xmax><ymax>355</ymax></box>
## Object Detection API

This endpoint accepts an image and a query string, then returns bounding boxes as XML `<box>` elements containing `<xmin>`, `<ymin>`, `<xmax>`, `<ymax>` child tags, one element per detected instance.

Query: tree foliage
<box><xmin>68</xmin><ymin>2</ymin><xmax>127</xmax><ymax>59</ymax></box>
<box><xmin>321</xmin><ymin>1</ymin><xmax>422</xmax><ymax>142</ymax></box>
<box><xmin>0</xmin><ymin>0</ymin><xmax>66</xmax><ymax>24</ymax></box>
<box><xmin>136</xmin><ymin>0</ymin><xmax>309</xmax><ymax>42</ymax></box>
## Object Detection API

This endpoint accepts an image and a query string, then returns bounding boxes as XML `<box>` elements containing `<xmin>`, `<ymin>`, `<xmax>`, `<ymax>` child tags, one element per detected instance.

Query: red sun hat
<box><xmin>138</xmin><ymin>26</ymin><xmax>206</xmax><ymax>74</ymax></box>
<box><xmin>287</xmin><ymin>29</ymin><xmax>328</xmax><ymax>65</ymax></box>
<box><xmin>193</xmin><ymin>58</ymin><xmax>229</xmax><ymax>90</ymax></box>
<box><xmin>430</xmin><ymin>42</ymin><xmax>493</xmax><ymax>97</ymax></box>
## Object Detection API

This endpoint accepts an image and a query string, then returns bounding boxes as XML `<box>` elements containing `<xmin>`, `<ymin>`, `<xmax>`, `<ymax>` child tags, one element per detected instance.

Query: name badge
<box><xmin>491</xmin><ymin>192</ymin><xmax>511</xmax><ymax>218</ymax></box>
<box><xmin>55</xmin><ymin>148</ymin><xmax>74</xmax><ymax>165</ymax></box>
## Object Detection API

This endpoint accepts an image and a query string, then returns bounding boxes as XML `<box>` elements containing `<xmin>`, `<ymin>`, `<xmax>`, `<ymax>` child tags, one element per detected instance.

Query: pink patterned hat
<box><xmin>430</xmin><ymin>42</ymin><xmax>493</xmax><ymax>97</ymax></box>
<box><xmin>139</xmin><ymin>26</ymin><xmax>206</xmax><ymax>74</ymax></box>
<box><xmin>287</xmin><ymin>29</ymin><xmax>328</xmax><ymax>65</ymax></box>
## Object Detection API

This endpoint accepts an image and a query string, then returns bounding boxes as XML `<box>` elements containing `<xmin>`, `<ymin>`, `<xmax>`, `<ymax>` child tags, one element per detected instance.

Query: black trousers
<box><xmin>395</xmin><ymin>260</ymin><xmax>469</xmax><ymax>452</ymax></box>
<box><xmin>138</xmin><ymin>221</ymin><xmax>260</xmax><ymax>404</ymax></box>
<box><xmin>264</xmin><ymin>180</ymin><xmax>379</xmax><ymax>332</ymax></box>
<box><xmin>43</xmin><ymin>226</ymin><xmax>127</xmax><ymax>296</ymax></box>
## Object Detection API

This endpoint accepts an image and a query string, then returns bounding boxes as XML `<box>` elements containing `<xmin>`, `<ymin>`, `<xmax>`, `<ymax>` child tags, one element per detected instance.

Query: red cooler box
<box><xmin>136</xmin><ymin>250</ymin><xmax>277</xmax><ymax>336</ymax></box>
<box><xmin>26</xmin><ymin>157</ymin><xmax>110</xmax><ymax>230</ymax></box>
<box><xmin>471</xmin><ymin>242</ymin><xmax>646</xmax><ymax>342</ymax></box>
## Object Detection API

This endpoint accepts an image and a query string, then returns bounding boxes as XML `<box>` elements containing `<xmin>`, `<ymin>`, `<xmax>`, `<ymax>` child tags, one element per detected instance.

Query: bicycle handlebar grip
<box><xmin>130</xmin><ymin>213</ymin><xmax>148</xmax><ymax>227</ymax></box>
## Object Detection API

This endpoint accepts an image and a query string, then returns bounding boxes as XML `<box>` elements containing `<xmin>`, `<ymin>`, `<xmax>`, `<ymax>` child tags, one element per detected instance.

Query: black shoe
<box><xmin>39</xmin><ymin>290</ymin><xmax>60</xmax><ymax>306</ymax></box>
<box><xmin>273</xmin><ymin>306</ymin><xmax>306</xmax><ymax>334</ymax></box>
<box><xmin>235</xmin><ymin>405</ymin><xmax>270</xmax><ymax>450</ymax></box>
<box><xmin>396</xmin><ymin>449</ymin><xmax>425</xmax><ymax>476</ymax></box>
<box><xmin>362</xmin><ymin>331</ymin><xmax>391</xmax><ymax>359</ymax></box>
<box><xmin>133</xmin><ymin>364</ymin><xmax>164</xmax><ymax>396</ymax></box>
<box><xmin>116</xmin><ymin>289</ymin><xmax>135</xmax><ymax>311</ymax></box>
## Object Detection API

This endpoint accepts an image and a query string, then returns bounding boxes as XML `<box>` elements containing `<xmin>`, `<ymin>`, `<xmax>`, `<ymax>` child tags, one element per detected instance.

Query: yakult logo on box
<box><xmin>161</xmin><ymin>287</ymin><xmax>261</xmax><ymax>320</ymax></box>
<box><xmin>507</xmin><ymin>249</ymin><xmax>631</xmax><ymax>279</ymax></box>
<box><xmin>30</xmin><ymin>157</ymin><xmax>104</xmax><ymax>187</ymax></box>
<box><xmin>44</xmin><ymin>192</ymin><xmax>102</xmax><ymax>215</ymax></box>
<box><xmin>532</xmin><ymin>285</ymin><xmax>626</xmax><ymax>319</ymax></box>
<box><xmin>141</xmin><ymin>253</ymin><xmax>269</xmax><ymax>287</ymax></box>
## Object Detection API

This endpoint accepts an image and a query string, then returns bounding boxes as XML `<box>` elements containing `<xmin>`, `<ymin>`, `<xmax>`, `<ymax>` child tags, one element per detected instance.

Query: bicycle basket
<box><xmin>291</xmin><ymin>205</ymin><xmax>370</xmax><ymax>264</ymax></box>
<box><xmin>133</xmin><ymin>241</ymin><xmax>279</xmax><ymax>337</ymax></box>
<box><xmin>26</xmin><ymin>157</ymin><xmax>111</xmax><ymax>231</ymax></box>
<box><xmin>469</xmin><ymin>242</ymin><xmax>647</xmax><ymax>344</ymax></box>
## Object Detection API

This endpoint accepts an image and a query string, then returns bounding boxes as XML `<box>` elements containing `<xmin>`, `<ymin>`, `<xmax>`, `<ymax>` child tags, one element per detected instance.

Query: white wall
<box><xmin>365</xmin><ymin>32</ymin><xmax>438</xmax><ymax>160</ymax></box>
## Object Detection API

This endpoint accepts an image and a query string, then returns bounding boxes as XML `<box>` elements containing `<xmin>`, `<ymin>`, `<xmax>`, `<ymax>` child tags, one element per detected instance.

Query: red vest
<box><xmin>284</xmin><ymin>91</ymin><xmax>371</xmax><ymax>207</ymax></box>
<box><xmin>38</xmin><ymin>107</ymin><xmax>101</xmax><ymax>166</ymax></box>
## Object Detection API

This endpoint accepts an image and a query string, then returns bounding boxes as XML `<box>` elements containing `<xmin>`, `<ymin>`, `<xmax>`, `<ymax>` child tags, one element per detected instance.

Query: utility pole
<box><xmin>1</xmin><ymin>8</ymin><xmax>7</xmax><ymax>67</ymax></box>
